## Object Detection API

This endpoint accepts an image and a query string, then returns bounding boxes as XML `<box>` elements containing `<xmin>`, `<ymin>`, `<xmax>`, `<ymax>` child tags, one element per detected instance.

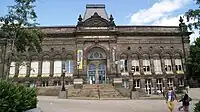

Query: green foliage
<box><xmin>194</xmin><ymin>101</ymin><xmax>200</xmax><ymax>112</ymax></box>
<box><xmin>0</xmin><ymin>80</ymin><xmax>37</xmax><ymax>112</ymax></box>
<box><xmin>175</xmin><ymin>86</ymin><xmax>185</xmax><ymax>94</ymax></box>
<box><xmin>187</xmin><ymin>37</ymin><xmax>200</xmax><ymax>79</ymax></box>
<box><xmin>185</xmin><ymin>0</ymin><xmax>200</xmax><ymax>79</ymax></box>
<box><xmin>185</xmin><ymin>0</ymin><xmax>200</xmax><ymax>31</ymax></box>
<box><xmin>0</xmin><ymin>0</ymin><xmax>43</xmax><ymax>53</ymax></box>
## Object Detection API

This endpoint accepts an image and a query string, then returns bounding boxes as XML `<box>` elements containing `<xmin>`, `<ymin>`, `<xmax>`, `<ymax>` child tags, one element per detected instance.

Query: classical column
<box><xmin>150</xmin><ymin>58</ymin><xmax>155</xmax><ymax>75</ymax></box>
<box><xmin>161</xmin><ymin>58</ymin><xmax>166</xmax><ymax>74</ymax></box>
<box><xmin>171</xmin><ymin>58</ymin><xmax>176</xmax><ymax>74</ymax></box>
<box><xmin>140</xmin><ymin>78</ymin><xmax>146</xmax><ymax>92</ymax></box>
<box><xmin>50</xmin><ymin>60</ymin><xmax>54</xmax><ymax>77</ymax></box>
<box><xmin>163</xmin><ymin>78</ymin><xmax>168</xmax><ymax>89</ymax></box>
<box><xmin>139</xmin><ymin>59</ymin><xmax>144</xmax><ymax>75</ymax></box>
<box><xmin>38</xmin><ymin>61</ymin><xmax>42</xmax><ymax>77</ymax></box>
<box><xmin>152</xmin><ymin>78</ymin><xmax>157</xmax><ymax>94</ymax></box>
<box><xmin>174</xmin><ymin>77</ymin><xmax>179</xmax><ymax>87</ymax></box>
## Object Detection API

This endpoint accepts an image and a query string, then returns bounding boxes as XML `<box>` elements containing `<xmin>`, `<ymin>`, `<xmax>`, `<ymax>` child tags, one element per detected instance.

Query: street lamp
<box><xmin>61</xmin><ymin>69</ymin><xmax>66</xmax><ymax>91</ymax></box>
<box><xmin>77</xmin><ymin>62</ymin><xmax>80</xmax><ymax>78</ymax></box>
<box><xmin>132</xmin><ymin>70</ymin><xmax>136</xmax><ymax>91</ymax></box>
<box><xmin>115</xmin><ymin>60</ymin><xmax>119</xmax><ymax>77</ymax></box>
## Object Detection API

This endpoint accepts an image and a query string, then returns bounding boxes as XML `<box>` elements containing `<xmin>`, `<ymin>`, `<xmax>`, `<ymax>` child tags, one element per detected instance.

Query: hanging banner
<box><xmin>77</xmin><ymin>49</ymin><xmax>83</xmax><ymax>69</ymax></box>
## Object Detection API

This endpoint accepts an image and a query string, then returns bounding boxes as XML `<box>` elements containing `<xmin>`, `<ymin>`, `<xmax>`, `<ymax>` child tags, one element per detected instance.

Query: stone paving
<box><xmin>38</xmin><ymin>96</ymin><xmax>199</xmax><ymax>112</ymax></box>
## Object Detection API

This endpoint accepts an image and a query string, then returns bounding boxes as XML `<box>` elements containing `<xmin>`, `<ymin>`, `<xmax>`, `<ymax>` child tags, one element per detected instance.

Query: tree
<box><xmin>184</xmin><ymin>0</ymin><xmax>200</xmax><ymax>81</ymax></box>
<box><xmin>0</xmin><ymin>0</ymin><xmax>44</xmax><ymax>79</ymax></box>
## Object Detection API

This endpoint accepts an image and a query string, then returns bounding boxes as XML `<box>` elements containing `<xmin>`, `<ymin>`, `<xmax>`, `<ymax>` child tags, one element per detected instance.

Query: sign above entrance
<box><xmin>83</xmin><ymin>36</ymin><xmax>110</xmax><ymax>38</ymax></box>
<box><xmin>84</xmin><ymin>27</ymin><xmax>108</xmax><ymax>29</ymax></box>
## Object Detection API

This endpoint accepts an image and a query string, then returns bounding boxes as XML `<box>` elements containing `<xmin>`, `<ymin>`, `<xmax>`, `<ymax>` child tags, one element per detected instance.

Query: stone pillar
<box><xmin>150</xmin><ymin>58</ymin><xmax>155</xmax><ymax>75</ymax></box>
<box><xmin>48</xmin><ymin>79</ymin><xmax>53</xmax><ymax>86</ymax></box>
<box><xmin>161</xmin><ymin>58</ymin><xmax>166</xmax><ymax>74</ymax></box>
<box><xmin>50</xmin><ymin>60</ymin><xmax>54</xmax><ymax>77</ymax></box>
<box><xmin>140</xmin><ymin>78</ymin><xmax>146</xmax><ymax>93</ymax></box>
<box><xmin>139</xmin><ymin>59</ymin><xmax>144</xmax><ymax>75</ymax></box>
<box><xmin>171</xmin><ymin>58</ymin><xmax>176</xmax><ymax>74</ymax></box>
<box><xmin>163</xmin><ymin>78</ymin><xmax>168</xmax><ymax>89</ymax></box>
<box><xmin>38</xmin><ymin>61</ymin><xmax>42</xmax><ymax>77</ymax></box>
<box><xmin>174</xmin><ymin>77</ymin><xmax>179</xmax><ymax>87</ymax></box>
<box><xmin>152</xmin><ymin>78</ymin><xmax>157</xmax><ymax>94</ymax></box>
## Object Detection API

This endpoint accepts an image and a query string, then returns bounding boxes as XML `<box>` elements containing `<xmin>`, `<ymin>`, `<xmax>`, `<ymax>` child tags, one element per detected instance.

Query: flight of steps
<box><xmin>68</xmin><ymin>84</ymin><xmax>124</xmax><ymax>98</ymax></box>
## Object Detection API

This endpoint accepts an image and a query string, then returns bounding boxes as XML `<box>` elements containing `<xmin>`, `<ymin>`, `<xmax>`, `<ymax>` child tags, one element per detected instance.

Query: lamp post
<box><xmin>115</xmin><ymin>60</ymin><xmax>119</xmax><ymax>77</ymax></box>
<box><xmin>61</xmin><ymin>69</ymin><xmax>66</xmax><ymax>91</ymax></box>
<box><xmin>132</xmin><ymin>70</ymin><xmax>136</xmax><ymax>91</ymax></box>
<box><xmin>77</xmin><ymin>62</ymin><xmax>80</xmax><ymax>78</ymax></box>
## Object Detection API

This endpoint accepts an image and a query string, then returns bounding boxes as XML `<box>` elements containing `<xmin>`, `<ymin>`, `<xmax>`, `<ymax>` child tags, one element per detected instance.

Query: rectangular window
<box><xmin>30</xmin><ymin>61</ymin><xmax>39</xmax><ymax>77</ymax></box>
<box><xmin>164</xmin><ymin>59</ymin><xmax>172</xmax><ymax>74</ymax></box>
<box><xmin>120</xmin><ymin>59</ymin><xmax>126</xmax><ymax>72</ymax></box>
<box><xmin>154</xmin><ymin>59</ymin><xmax>162</xmax><ymax>74</ymax></box>
<box><xmin>18</xmin><ymin>62</ymin><xmax>27</xmax><ymax>77</ymax></box>
<box><xmin>156</xmin><ymin>79</ymin><xmax>163</xmax><ymax>93</ymax></box>
<box><xmin>143</xmin><ymin>59</ymin><xmax>151</xmax><ymax>74</ymax></box>
<box><xmin>134</xmin><ymin>79</ymin><xmax>140</xmax><ymax>88</ymax></box>
<box><xmin>54</xmin><ymin>61</ymin><xmax>62</xmax><ymax>77</ymax></box>
<box><xmin>175</xmin><ymin>59</ymin><xmax>183</xmax><ymax>74</ymax></box>
<box><xmin>65</xmin><ymin>60</ymin><xmax>73</xmax><ymax>73</ymax></box>
<box><xmin>131</xmin><ymin>60</ymin><xmax>140</xmax><ymax>75</ymax></box>
<box><xmin>167</xmin><ymin>78</ymin><xmax>174</xmax><ymax>87</ymax></box>
<box><xmin>42</xmin><ymin>61</ymin><xmax>50</xmax><ymax>77</ymax></box>
<box><xmin>178</xmin><ymin>78</ymin><xmax>184</xmax><ymax>86</ymax></box>
<box><xmin>9</xmin><ymin>62</ymin><xmax>15</xmax><ymax>78</ymax></box>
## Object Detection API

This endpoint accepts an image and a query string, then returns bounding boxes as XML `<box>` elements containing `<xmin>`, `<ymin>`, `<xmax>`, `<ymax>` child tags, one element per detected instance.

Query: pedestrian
<box><xmin>178</xmin><ymin>93</ymin><xmax>192</xmax><ymax>112</ymax></box>
<box><xmin>165</xmin><ymin>87</ymin><xmax>177</xmax><ymax>112</ymax></box>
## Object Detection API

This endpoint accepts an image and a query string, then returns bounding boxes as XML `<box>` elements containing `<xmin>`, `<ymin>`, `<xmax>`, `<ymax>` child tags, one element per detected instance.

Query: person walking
<box><xmin>178</xmin><ymin>93</ymin><xmax>192</xmax><ymax>112</ymax></box>
<box><xmin>165</xmin><ymin>87</ymin><xmax>177</xmax><ymax>112</ymax></box>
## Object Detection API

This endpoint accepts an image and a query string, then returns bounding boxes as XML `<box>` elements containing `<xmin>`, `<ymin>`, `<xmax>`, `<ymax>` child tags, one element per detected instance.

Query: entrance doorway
<box><xmin>88</xmin><ymin>63</ymin><xmax>106</xmax><ymax>84</ymax></box>
<box><xmin>86</xmin><ymin>47</ymin><xmax>107</xmax><ymax>84</ymax></box>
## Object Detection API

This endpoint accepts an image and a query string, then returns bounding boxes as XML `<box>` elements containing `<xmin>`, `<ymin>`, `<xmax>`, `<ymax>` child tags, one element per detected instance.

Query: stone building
<box><xmin>0</xmin><ymin>4</ymin><xmax>191</xmax><ymax>95</ymax></box>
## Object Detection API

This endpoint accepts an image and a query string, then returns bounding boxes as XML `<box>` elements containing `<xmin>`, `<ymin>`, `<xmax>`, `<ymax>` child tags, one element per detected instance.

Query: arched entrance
<box><xmin>87</xmin><ymin>47</ymin><xmax>107</xmax><ymax>84</ymax></box>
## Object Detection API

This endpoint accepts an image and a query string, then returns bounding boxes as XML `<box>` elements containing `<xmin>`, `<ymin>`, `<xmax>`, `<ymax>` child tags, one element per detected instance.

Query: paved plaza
<box><xmin>38</xmin><ymin>96</ymin><xmax>199</xmax><ymax>112</ymax></box>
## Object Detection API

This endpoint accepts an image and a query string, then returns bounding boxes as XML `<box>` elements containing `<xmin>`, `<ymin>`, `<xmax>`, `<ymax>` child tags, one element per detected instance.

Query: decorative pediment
<box><xmin>77</xmin><ymin>12</ymin><xmax>115</xmax><ymax>27</ymax></box>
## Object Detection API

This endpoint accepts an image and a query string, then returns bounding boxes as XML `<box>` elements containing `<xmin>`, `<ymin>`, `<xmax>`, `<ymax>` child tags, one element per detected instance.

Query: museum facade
<box><xmin>0</xmin><ymin>4</ymin><xmax>191</xmax><ymax>94</ymax></box>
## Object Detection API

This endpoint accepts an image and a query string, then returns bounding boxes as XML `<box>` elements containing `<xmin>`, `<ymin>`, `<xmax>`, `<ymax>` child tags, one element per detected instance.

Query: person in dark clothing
<box><xmin>178</xmin><ymin>93</ymin><xmax>192</xmax><ymax>112</ymax></box>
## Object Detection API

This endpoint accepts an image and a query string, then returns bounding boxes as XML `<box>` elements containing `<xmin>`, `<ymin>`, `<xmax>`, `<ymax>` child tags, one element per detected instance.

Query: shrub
<box><xmin>0</xmin><ymin>80</ymin><xmax>37</xmax><ymax>112</ymax></box>
<box><xmin>194</xmin><ymin>101</ymin><xmax>200</xmax><ymax>112</ymax></box>
<box><xmin>175</xmin><ymin>86</ymin><xmax>185</xmax><ymax>94</ymax></box>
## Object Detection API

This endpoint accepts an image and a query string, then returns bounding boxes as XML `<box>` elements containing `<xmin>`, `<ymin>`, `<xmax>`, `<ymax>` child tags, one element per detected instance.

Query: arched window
<box><xmin>88</xmin><ymin>52</ymin><xmax>104</xmax><ymax>59</ymax></box>
<box><xmin>164</xmin><ymin>53</ymin><xmax>173</xmax><ymax>74</ymax></box>
<box><xmin>142</xmin><ymin>54</ymin><xmax>151</xmax><ymax>75</ymax></box>
<box><xmin>120</xmin><ymin>53</ymin><xmax>128</xmax><ymax>73</ymax></box>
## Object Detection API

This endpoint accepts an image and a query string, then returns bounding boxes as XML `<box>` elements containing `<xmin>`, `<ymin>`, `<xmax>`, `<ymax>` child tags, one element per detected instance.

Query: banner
<box><xmin>77</xmin><ymin>49</ymin><xmax>83</xmax><ymax>69</ymax></box>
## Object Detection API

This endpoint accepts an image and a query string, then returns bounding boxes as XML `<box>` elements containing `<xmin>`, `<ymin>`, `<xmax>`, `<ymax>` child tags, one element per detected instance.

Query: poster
<box><xmin>77</xmin><ymin>49</ymin><xmax>83</xmax><ymax>69</ymax></box>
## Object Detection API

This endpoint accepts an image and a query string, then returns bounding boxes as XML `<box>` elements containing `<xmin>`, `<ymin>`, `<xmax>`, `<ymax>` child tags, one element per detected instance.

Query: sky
<box><xmin>0</xmin><ymin>0</ymin><xmax>199</xmax><ymax>42</ymax></box>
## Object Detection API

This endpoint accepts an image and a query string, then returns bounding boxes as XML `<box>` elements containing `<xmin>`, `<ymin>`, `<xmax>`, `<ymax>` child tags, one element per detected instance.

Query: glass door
<box><xmin>88</xmin><ymin>64</ymin><xmax>96</xmax><ymax>84</ymax></box>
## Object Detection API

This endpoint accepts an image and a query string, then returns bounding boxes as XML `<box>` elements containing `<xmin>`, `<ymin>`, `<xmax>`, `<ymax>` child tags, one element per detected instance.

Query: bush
<box><xmin>194</xmin><ymin>101</ymin><xmax>200</xmax><ymax>112</ymax></box>
<box><xmin>0</xmin><ymin>80</ymin><xmax>37</xmax><ymax>112</ymax></box>
<box><xmin>175</xmin><ymin>86</ymin><xmax>185</xmax><ymax>94</ymax></box>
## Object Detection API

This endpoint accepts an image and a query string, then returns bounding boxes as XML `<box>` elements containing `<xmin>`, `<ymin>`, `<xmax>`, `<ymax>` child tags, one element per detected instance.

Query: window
<box><xmin>30</xmin><ymin>61</ymin><xmax>39</xmax><ymax>77</ymax></box>
<box><xmin>178</xmin><ymin>78</ymin><xmax>184</xmax><ymax>86</ymax></box>
<box><xmin>143</xmin><ymin>59</ymin><xmax>151</xmax><ymax>74</ymax></box>
<box><xmin>131</xmin><ymin>60</ymin><xmax>140</xmax><ymax>75</ymax></box>
<box><xmin>42</xmin><ymin>61</ymin><xmax>50</xmax><ymax>77</ymax></box>
<box><xmin>154</xmin><ymin>59</ymin><xmax>162</xmax><ymax>74</ymax></box>
<box><xmin>54</xmin><ymin>61</ymin><xmax>62</xmax><ymax>77</ymax></box>
<box><xmin>167</xmin><ymin>78</ymin><xmax>174</xmax><ymax>87</ymax></box>
<box><xmin>9</xmin><ymin>62</ymin><xmax>15</xmax><ymax>78</ymax></box>
<box><xmin>18</xmin><ymin>62</ymin><xmax>27</xmax><ymax>77</ymax></box>
<box><xmin>134</xmin><ymin>79</ymin><xmax>140</xmax><ymax>88</ymax></box>
<box><xmin>164</xmin><ymin>59</ymin><xmax>172</xmax><ymax>74</ymax></box>
<box><xmin>65</xmin><ymin>60</ymin><xmax>73</xmax><ymax>73</ymax></box>
<box><xmin>120</xmin><ymin>59</ymin><xmax>128</xmax><ymax>72</ymax></box>
<box><xmin>175</xmin><ymin>59</ymin><xmax>183</xmax><ymax>74</ymax></box>
<box><xmin>156</xmin><ymin>79</ymin><xmax>163</xmax><ymax>93</ymax></box>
